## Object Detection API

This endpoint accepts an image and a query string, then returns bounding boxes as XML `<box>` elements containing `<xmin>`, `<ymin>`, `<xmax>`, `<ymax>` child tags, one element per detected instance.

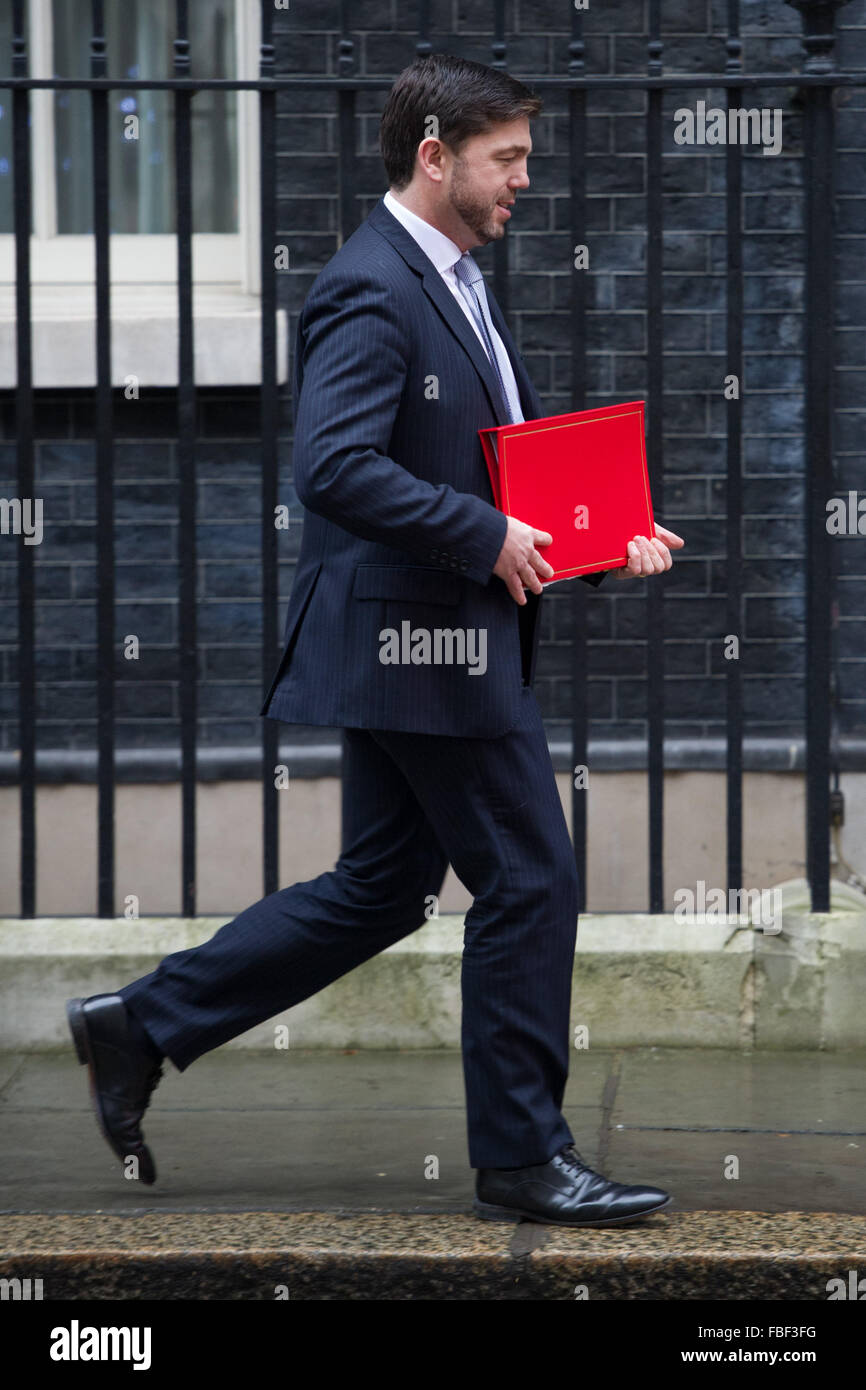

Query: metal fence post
<box><xmin>785</xmin><ymin>0</ymin><xmax>852</xmax><ymax>911</ymax></box>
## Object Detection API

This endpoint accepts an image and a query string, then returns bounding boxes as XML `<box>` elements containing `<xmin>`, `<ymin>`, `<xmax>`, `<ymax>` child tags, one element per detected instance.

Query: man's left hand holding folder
<box><xmin>611</xmin><ymin>524</ymin><xmax>685</xmax><ymax>580</ymax></box>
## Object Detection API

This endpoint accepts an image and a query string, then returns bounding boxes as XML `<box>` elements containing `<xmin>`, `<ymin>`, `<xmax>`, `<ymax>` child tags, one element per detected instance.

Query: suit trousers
<box><xmin>119</xmin><ymin>686</ymin><xmax>580</xmax><ymax>1168</ymax></box>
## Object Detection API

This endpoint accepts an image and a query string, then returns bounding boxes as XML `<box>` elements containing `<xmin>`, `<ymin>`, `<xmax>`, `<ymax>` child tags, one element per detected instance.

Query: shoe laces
<box><xmin>558</xmin><ymin>1143</ymin><xmax>590</xmax><ymax>1172</ymax></box>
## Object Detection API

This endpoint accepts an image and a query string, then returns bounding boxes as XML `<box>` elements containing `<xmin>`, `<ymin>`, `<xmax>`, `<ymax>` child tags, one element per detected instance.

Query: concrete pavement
<box><xmin>1</xmin><ymin>1046</ymin><xmax>864</xmax><ymax>1298</ymax></box>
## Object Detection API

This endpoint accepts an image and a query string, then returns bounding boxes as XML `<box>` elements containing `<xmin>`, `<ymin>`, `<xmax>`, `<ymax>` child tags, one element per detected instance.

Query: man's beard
<box><xmin>448</xmin><ymin>162</ymin><xmax>504</xmax><ymax>244</ymax></box>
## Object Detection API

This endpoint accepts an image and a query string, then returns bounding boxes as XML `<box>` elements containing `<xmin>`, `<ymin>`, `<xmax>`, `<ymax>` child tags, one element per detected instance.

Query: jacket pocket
<box><xmin>352</xmin><ymin>564</ymin><xmax>461</xmax><ymax>606</ymax></box>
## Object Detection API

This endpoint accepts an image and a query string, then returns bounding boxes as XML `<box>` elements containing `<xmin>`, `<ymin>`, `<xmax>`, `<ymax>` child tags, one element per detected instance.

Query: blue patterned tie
<box><xmin>453</xmin><ymin>252</ymin><xmax>522</xmax><ymax>423</ymax></box>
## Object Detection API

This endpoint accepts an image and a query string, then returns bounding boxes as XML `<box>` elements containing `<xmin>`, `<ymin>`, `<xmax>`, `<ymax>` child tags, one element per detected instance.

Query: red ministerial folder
<box><xmin>478</xmin><ymin>400</ymin><xmax>655</xmax><ymax>584</ymax></box>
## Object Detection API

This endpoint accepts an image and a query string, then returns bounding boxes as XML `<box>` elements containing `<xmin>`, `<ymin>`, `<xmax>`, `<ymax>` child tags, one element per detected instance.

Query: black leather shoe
<box><xmin>474</xmin><ymin>1143</ymin><xmax>671</xmax><ymax>1227</ymax></box>
<box><xmin>66</xmin><ymin>994</ymin><xmax>162</xmax><ymax>1185</ymax></box>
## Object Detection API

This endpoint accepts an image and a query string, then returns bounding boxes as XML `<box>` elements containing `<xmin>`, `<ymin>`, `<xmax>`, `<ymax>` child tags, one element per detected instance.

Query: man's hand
<box><xmin>611</xmin><ymin>523</ymin><xmax>684</xmax><ymax>579</ymax></box>
<box><xmin>493</xmin><ymin>515</ymin><xmax>554</xmax><ymax>605</ymax></box>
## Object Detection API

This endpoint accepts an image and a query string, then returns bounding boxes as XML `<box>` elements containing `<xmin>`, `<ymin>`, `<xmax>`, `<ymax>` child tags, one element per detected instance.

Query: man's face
<box><xmin>428</xmin><ymin>117</ymin><xmax>532</xmax><ymax>248</ymax></box>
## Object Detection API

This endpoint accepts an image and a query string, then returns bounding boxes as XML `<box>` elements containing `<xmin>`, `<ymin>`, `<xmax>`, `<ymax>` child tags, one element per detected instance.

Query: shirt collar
<box><xmin>383</xmin><ymin>189</ymin><xmax>466</xmax><ymax>276</ymax></box>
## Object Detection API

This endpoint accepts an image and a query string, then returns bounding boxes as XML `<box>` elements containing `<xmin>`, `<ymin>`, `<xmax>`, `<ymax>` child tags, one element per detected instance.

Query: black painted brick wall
<box><xmin>0</xmin><ymin>0</ymin><xmax>864</xmax><ymax>757</ymax></box>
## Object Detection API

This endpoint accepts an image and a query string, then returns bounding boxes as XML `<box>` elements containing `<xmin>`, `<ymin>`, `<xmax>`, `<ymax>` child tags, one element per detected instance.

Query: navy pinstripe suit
<box><xmin>120</xmin><ymin>196</ymin><xmax>606</xmax><ymax>1168</ymax></box>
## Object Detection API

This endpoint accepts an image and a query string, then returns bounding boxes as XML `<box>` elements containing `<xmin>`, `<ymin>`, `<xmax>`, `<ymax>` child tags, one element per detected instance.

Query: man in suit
<box><xmin>67</xmin><ymin>53</ymin><xmax>683</xmax><ymax>1226</ymax></box>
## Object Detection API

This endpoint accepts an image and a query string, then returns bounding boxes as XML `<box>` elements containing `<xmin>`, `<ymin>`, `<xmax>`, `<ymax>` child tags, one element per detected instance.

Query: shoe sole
<box><xmin>473</xmin><ymin>1194</ymin><xmax>672</xmax><ymax>1228</ymax></box>
<box><xmin>66</xmin><ymin>997</ymin><xmax>156</xmax><ymax>1185</ymax></box>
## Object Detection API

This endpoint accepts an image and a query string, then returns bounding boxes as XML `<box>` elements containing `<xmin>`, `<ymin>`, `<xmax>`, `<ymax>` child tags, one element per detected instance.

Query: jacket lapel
<box><xmin>369</xmin><ymin>197</ymin><xmax>538</xmax><ymax>426</ymax></box>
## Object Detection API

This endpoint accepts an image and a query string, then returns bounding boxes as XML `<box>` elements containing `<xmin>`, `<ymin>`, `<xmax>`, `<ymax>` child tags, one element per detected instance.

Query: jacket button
<box><xmin>459</xmin><ymin>559</ymin><xmax>468</xmax><ymax>571</ymax></box>
<box><xmin>430</xmin><ymin>549</ymin><xmax>438</xmax><ymax>559</ymax></box>
<box><xmin>450</xmin><ymin>557</ymin><xmax>458</xmax><ymax>569</ymax></box>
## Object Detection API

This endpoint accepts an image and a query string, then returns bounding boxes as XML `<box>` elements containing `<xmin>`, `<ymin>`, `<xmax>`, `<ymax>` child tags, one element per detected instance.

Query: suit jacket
<box><xmin>260</xmin><ymin>195</ymin><xmax>605</xmax><ymax>739</ymax></box>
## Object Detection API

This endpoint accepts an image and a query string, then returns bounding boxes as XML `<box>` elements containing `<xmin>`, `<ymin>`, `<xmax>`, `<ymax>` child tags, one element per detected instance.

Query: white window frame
<box><xmin>0</xmin><ymin>0</ymin><xmax>261</xmax><ymax>290</ymax></box>
<box><xmin>0</xmin><ymin>0</ymin><xmax>288</xmax><ymax>386</ymax></box>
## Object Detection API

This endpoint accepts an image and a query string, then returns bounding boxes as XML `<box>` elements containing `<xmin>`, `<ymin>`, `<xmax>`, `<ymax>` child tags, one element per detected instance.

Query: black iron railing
<box><xmin>4</xmin><ymin>0</ymin><xmax>861</xmax><ymax>917</ymax></box>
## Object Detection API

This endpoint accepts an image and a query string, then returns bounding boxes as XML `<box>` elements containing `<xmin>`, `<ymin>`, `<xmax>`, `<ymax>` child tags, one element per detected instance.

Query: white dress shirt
<box><xmin>383</xmin><ymin>189</ymin><xmax>524</xmax><ymax>422</ymax></box>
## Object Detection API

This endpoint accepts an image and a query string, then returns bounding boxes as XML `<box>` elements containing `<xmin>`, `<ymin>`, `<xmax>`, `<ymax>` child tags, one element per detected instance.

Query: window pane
<box><xmin>52</xmin><ymin>0</ymin><xmax>237</xmax><ymax>234</ymax></box>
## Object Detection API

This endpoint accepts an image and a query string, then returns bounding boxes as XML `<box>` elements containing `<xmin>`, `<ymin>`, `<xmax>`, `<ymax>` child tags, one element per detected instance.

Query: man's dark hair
<box><xmin>379</xmin><ymin>53</ymin><xmax>543</xmax><ymax>191</ymax></box>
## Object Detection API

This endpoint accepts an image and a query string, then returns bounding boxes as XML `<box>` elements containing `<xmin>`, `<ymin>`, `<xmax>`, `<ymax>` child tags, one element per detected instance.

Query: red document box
<box><xmin>478</xmin><ymin>400</ymin><xmax>655</xmax><ymax>584</ymax></box>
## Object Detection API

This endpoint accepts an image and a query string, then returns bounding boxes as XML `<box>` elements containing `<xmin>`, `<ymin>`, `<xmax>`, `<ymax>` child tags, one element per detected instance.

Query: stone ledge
<box><xmin>4</xmin><ymin>737</ymin><xmax>866</xmax><ymax>782</ymax></box>
<box><xmin>1</xmin><ymin>880</ymin><xmax>865</xmax><ymax>1050</ymax></box>
<box><xmin>0</xmin><ymin>1211</ymin><xmax>863</xmax><ymax>1300</ymax></box>
<box><xmin>0</xmin><ymin>287</ymin><xmax>289</xmax><ymax>388</ymax></box>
